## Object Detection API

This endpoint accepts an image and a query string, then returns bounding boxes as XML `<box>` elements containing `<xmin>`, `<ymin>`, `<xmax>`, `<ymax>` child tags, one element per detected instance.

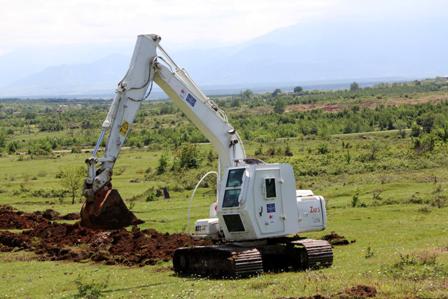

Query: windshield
<box><xmin>226</xmin><ymin>168</ymin><xmax>245</xmax><ymax>187</ymax></box>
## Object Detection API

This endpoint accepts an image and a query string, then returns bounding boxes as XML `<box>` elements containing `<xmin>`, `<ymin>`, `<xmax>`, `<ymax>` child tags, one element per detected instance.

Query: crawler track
<box><xmin>293</xmin><ymin>239</ymin><xmax>333</xmax><ymax>269</ymax></box>
<box><xmin>173</xmin><ymin>245</ymin><xmax>263</xmax><ymax>277</ymax></box>
<box><xmin>173</xmin><ymin>239</ymin><xmax>333</xmax><ymax>277</ymax></box>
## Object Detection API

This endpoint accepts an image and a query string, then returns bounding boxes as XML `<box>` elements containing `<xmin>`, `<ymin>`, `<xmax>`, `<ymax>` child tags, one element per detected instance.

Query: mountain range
<box><xmin>1</xmin><ymin>17</ymin><xmax>447</xmax><ymax>98</ymax></box>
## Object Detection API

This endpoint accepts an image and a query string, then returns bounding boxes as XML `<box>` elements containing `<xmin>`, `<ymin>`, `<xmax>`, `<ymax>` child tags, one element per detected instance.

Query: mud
<box><xmin>0</xmin><ymin>205</ymin><xmax>210</xmax><ymax>266</ymax></box>
<box><xmin>321</xmin><ymin>231</ymin><xmax>355</xmax><ymax>246</ymax></box>
<box><xmin>280</xmin><ymin>285</ymin><xmax>377</xmax><ymax>299</ymax></box>
<box><xmin>0</xmin><ymin>205</ymin><xmax>80</xmax><ymax>230</ymax></box>
<box><xmin>343</xmin><ymin>285</ymin><xmax>377</xmax><ymax>298</ymax></box>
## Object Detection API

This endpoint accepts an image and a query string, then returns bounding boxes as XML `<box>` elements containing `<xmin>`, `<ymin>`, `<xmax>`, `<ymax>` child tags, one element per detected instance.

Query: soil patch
<box><xmin>0</xmin><ymin>205</ymin><xmax>80</xmax><ymax>230</ymax></box>
<box><xmin>321</xmin><ymin>232</ymin><xmax>355</xmax><ymax>246</ymax></box>
<box><xmin>343</xmin><ymin>285</ymin><xmax>377</xmax><ymax>298</ymax></box>
<box><xmin>280</xmin><ymin>285</ymin><xmax>377</xmax><ymax>298</ymax></box>
<box><xmin>0</xmin><ymin>205</ymin><xmax>210</xmax><ymax>266</ymax></box>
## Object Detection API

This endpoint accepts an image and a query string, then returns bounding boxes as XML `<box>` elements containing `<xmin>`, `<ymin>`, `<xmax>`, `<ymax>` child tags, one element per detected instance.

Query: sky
<box><xmin>1</xmin><ymin>0</ymin><xmax>447</xmax><ymax>56</ymax></box>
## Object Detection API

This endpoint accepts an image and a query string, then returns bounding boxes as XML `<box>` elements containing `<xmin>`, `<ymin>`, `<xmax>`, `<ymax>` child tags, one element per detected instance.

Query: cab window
<box><xmin>222</xmin><ymin>168</ymin><xmax>245</xmax><ymax>208</ymax></box>
<box><xmin>223</xmin><ymin>189</ymin><xmax>241</xmax><ymax>207</ymax></box>
<box><xmin>265</xmin><ymin>178</ymin><xmax>276</xmax><ymax>199</ymax></box>
<box><xmin>226</xmin><ymin>168</ymin><xmax>245</xmax><ymax>187</ymax></box>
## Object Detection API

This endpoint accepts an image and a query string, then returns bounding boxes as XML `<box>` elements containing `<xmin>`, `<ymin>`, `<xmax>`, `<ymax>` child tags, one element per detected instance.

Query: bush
<box><xmin>59</xmin><ymin>166</ymin><xmax>85</xmax><ymax>204</ymax></box>
<box><xmin>413</xmin><ymin>134</ymin><xmax>436</xmax><ymax>153</ymax></box>
<box><xmin>7</xmin><ymin>141</ymin><xmax>18</xmax><ymax>154</ymax></box>
<box><xmin>273</xmin><ymin>99</ymin><xmax>286</xmax><ymax>114</ymax></box>
<box><xmin>431</xmin><ymin>185</ymin><xmax>447</xmax><ymax>208</ymax></box>
<box><xmin>174</xmin><ymin>144</ymin><xmax>200</xmax><ymax>169</ymax></box>
<box><xmin>317</xmin><ymin>143</ymin><xmax>329</xmax><ymax>155</ymax></box>
<box><xmin>351</xmin><ymin>192</ymin><xmax>360</xmax><ymax>207</ymax></box>
<box><xmin>74</xmin><ymin>276</ymin><xmax>108</xmax><ymax>299</ymax></box>
<box><xmin>156</xmin><ymin>153</ymin><xmax>168</xmax><ymax>175</ymax></box>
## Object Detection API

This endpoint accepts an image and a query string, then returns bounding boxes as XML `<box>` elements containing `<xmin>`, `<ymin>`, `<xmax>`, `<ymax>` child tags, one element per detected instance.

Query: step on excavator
<box><xmin>81</xmin><ymin>34</ymin><xmax>333</xmax><ymax>276</ymax></box>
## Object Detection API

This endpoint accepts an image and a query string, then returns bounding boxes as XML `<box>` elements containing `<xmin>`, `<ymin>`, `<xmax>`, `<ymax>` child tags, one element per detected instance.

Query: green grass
<box><xmin>2</xmin><ymin>89</ymin><xmax>448</xmax><ymax>297</ymax></box>
<box><xmin>0</xmin><ymin>205</ymin><xmax>447</xmax><ymax>298</ymax></box>
<box><xmin>0</xmin><ymin>145</ymin><xmax>447</xmax><ymax>298</ymax></box>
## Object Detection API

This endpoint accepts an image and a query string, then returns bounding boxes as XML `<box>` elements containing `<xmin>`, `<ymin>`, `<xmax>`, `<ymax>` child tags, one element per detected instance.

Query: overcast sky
<box><xmin>1</xmin><ymin>0</ymin><xmax>447</xmax><ymax>56</ymax></box>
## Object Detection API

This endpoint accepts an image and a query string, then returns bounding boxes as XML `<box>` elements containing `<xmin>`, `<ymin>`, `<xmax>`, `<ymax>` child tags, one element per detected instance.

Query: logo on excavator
<box><xmin>119</xmin><ymin>121</ymin><xmax>129</xmax><ymax>136</ymax></box>
<box><xmin>309</xmin><ymin>206</ymin><xmax>321</xmax><ymax>213</ymax></box>
<box><xmin>185</xmin><ymin>94</ymin><xmax>196</xmax><ymax>107</ymax></box>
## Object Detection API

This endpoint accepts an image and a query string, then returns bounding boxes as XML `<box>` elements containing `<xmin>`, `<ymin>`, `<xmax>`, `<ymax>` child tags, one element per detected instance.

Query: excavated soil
<box><xmin>0</xmin><ymin>205</ymin><xmax>80</xmax><ymax>229</ymax></box>
<box><xmin>321</xmin><ymin>231</ymin><xmax>355</xmax><ymax>246</ymax></box>
<box><xmin>279</xmin><ymin>285</ymin><xmax>377</xmax><ymax>299</ymax></box>
<box><xmin>0</xmin><ymin>205</ymin><xmax>210</xmax><ymax>266</ymax></box>
<box><xmin>343</xmin><ymin>285</ymin><xmax>377</xmax><ymax>298</ymax></box>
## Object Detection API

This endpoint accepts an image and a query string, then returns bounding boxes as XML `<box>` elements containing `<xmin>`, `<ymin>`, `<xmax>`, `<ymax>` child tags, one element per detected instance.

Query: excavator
<box><xmin>81</xmin><ymin>34</ymin><xmax>333</xmax><ymax>277</ymax></box>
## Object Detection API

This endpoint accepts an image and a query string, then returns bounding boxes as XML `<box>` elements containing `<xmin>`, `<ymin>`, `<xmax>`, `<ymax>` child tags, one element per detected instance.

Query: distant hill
<box><xmin>1</xmin><ymin>17</ymin><xmax>447</xmax><ymax>98</ymax></box>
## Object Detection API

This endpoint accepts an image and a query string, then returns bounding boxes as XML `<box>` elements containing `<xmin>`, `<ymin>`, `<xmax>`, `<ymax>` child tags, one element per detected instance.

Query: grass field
<box><xmin>1</xmin><ymin>83</ymin><xmax>448</xmax><ymax>298</ymax></box>
<box><xmin>0</xmin><ymin>140</ymin><xmax>447</xmax><ymax>298</ymax></box>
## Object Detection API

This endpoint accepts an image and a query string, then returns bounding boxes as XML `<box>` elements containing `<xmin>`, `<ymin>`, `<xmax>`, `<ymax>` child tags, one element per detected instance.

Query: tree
<box><xmin>0</xmin><ymin>132</ymin><xmax>5</xmax><ymax>149</ymax></box>
<box><xmin>241</xmin><ymin>89</ymin><xmax>253</xmax><ymax>100</ymax></box>
<box><xmin>230</xmin><ymin>97</ymin><xmax>241</xmax><ymax>107</ymax></box>
<box><xmin>272</xmin><ymin>88</ymin><xmax>282</xmax><ymax>97</ymax></box>
<box><xmin>417</xmin><ymin>113</ymin><xmax>435</xmax><ymax>133</ymax></box>
<box><xmin>293</xmin><ymin>86</ymin><xmax>303</xmax><ymax>93</ymax></box>
<box><xmin>350</xmin><ymin>82</ymin><xmax>360</xmax><ymax>92</ymax></box>
<box><xmin>207</xmin><ymin>149</ymin><xmax>216</xmax><ymax>164</ymax></box>
<box><xmin>274</xmin><ymin>99</ymin><xmax>286</xmax><ymax>114</ymax></box>
<box><xmin>176</xmin><ymin>144</ymin><xmax>200</xmax><ymax>169</ymax></box>
<box><xmin>60</xmin><ymin>166</ymin><xmax>85</xmax><ymax>204</ymax></box>
<box><xmin>7</xmin><ymin>141</ymin><xmax>18</xmax><ymax>154</ymax></box>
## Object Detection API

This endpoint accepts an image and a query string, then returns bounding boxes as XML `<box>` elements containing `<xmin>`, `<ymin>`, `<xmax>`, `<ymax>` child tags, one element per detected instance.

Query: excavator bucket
<box><xmin>80</xmin><ymin>188</ymin><xmax>143</xmax><ymax>229</ymax></box>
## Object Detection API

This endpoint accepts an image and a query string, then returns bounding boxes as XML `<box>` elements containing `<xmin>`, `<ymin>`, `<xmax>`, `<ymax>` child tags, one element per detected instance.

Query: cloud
<box><xmin>0</xmin><ymin>0</ymin><xmax>339</xmax><ymax>51</ymax></box>
<box><xmin>0</xmin><ymin>0</ymin><xmax>446</xmax><ymax>54</ymax></box>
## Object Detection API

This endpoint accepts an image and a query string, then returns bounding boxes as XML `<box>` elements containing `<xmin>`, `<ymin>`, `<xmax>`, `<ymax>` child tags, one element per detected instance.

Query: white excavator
<box><xmin>81</xmin><ymin>34</ymin><xmax>333</xmax><ymax>277</ymax></box>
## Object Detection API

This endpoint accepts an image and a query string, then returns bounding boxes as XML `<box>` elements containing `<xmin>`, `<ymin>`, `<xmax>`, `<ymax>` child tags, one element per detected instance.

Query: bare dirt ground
<box><xmin>287</xmin><ymin>93</ymin><xmax>448</xmax><ymax>113</ymax></box>
<box><xmin>321</xmin><ymin>231</ymin><xmax>356</xmax><ymax>246</ymax></box>
<box><xmin>0</xmin><ymin>205</ymin><xmax>211</xmax><ymax>266</ymax></box>
<box><xmin>280</xmin><ymin>284</ymin><xmax>377</xmax><ymax>298</ymax></box>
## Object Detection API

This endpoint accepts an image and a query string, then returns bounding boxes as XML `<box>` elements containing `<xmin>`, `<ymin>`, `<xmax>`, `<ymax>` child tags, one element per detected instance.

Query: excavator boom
<box><xmin>81</xmin><ymin>34</ymin><xmax>244</xmax><ymax>229</ymax></box>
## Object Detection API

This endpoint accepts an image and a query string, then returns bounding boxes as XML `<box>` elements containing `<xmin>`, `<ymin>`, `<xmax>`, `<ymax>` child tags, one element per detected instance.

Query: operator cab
<box><xmin>194</xmin><ymin>163</ymin><xmax>328</xmax><ymax>241</ymax></box>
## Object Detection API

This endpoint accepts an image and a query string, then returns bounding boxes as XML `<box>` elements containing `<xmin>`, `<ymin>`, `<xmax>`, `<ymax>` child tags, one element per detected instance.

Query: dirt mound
<box><xmin>0</xmin><ymin>205</ymin><xmax>48</xmax><ymax>229</ymax></box>
<box><xmin>279</xmin><ymin>295</ymin><xmax>329</xmax><ymax>299</ymax></box>
<box><xmin>321</xmin><ymin>232</ymin><xmax>355</xmax><ymax>246</ymax></box>
<box><xmin>0</xmin><ymin>205</ymin><xmax>210</xmax><ymax>266</ymax></box>
<box><xmin>0</xmin><ymin>205</ymin><xmax>80</xmax><ymax>229</ymax></box>
<box><xmin>279</xmin><ymin>285</ymin><xmax>377</xmax><ymax>299</ymax></box>
<box><xmin>343</xmin><ymin>285</ymin><xmax>377</xmax><ymax>298</ymax></box>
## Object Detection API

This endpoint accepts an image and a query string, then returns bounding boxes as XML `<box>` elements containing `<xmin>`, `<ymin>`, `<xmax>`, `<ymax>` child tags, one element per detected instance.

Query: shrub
<box><xmin>284</xmin><ymin>144</ymin><xmax>293</xmax><ymax>156</ymax></box>
<box><xmin>431</xmin><ymin>185</ymin><xmax>447</xmax><ymax>208</ymax></box>
<box><xmin>413</xmin><ymin>134</ymin><xmax>436</xmax><ymax>153</ymax></box>
<box><xmin>59</xmin><ymin>166</ymin><xmax>85</xmax><ymax>204</ymax></box>
<box><xmin>74</xmin><ymin>276</ymin><xmax>108</xmax><ymax>299</ymax></box>
<box><xmin>317</xmin><ymin>143</ymin><xmax>329</xmax><ymax>155</ymax></box>
<box><xmin>174</xmin><ymin>144</ymin><xmax>200</xmax><ymax>169</ymax></box>
<box><xmin>351</xmin><ymin>192</ymin><xmax>360</xmax><ymax>207</ymax></box>
<box><xmin>365</xmin><ymin>246</ymin><xmax>374</xmax><ymax>259</ymax></box>
<box><xmin>156</xmin><ymin>153</ymin><xmax>168</xmax><ymax>175</ymax></box>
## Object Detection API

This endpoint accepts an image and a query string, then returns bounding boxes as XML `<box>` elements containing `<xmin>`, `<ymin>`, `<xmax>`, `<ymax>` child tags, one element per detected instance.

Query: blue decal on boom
<box><xmin>186</xmin><ymin>94</ymin><xmax>196</xmax><ymax>107</ymax></box>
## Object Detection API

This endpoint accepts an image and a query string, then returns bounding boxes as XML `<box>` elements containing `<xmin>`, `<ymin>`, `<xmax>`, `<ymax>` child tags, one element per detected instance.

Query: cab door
<box><xmin>253</xmin><ymin>168</ymin><xmax>285</xmax><ymax>234</ymax></box>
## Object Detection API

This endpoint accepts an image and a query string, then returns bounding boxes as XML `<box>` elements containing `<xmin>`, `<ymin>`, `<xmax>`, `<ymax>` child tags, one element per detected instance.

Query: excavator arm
<box><xmin>81</xmin><ymin>34</ymin><xmax>245</xmax><ymax>229</ymax></box>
